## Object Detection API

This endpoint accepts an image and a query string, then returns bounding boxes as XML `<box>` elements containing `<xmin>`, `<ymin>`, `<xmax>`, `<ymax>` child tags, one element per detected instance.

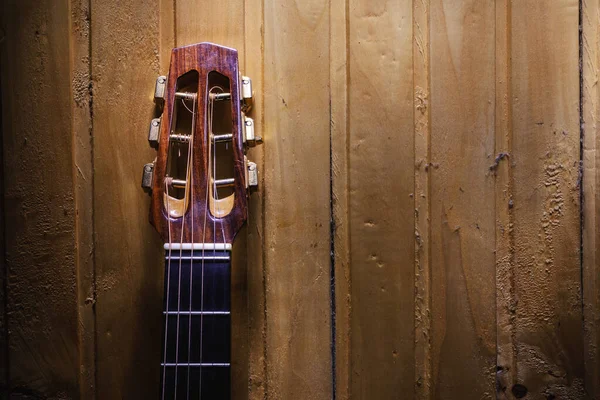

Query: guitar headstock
<box><xmin>141</xmin><ymin>43</ymin><xmax>261</xmax><ymax>245</ymax></box>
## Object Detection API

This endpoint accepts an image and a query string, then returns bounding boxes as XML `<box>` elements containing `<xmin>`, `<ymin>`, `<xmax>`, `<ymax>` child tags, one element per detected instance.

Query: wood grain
<box><xmin>510</xmin><ymin>1</ymin><xmax>584</xmax><ymax>398</ymax></box>
<box><xmin>1</xmin><ymin>0</ymin><xmax>79</xmax><ymax>397</ymax></box>
<box><xmin>495</xmin><ymin>0</ymin><xmax>516</xmax><ymax>397</ymax></box>
<box><xmin>347</xmin><ymin>1</ymin><xmax>415</xmax><ymax>398</ymax></box>
<box><xmin>243</xmin><ymin>0</ymin><xmax>268</xmax><ymax>398</ymax></box>
<box><xmin>413</xmin><ymin>0</ymin><xmax>431</xmax><ymax>397</ymax></box>
<box><xmin>91</xmin><ymin>0</ymin><xmax>164</xmax><ymax>398</ymax></box>
<box><xmin>263</xmin><ymin>0</ymin><xmax>333</xmax><ymax>397</ymax></box>
<box><xmin>0</xmin><ymin>3</ymin><xmax>6</xmax><ymax>391</ymax></box>
<box><xmin>69</xmin><ymin>0</ymin><xmax>96</xmax><ymax>398</ymax></box>
<box><xmin>0</xmin><ymin>1</ymin><xmax>596</xmax><ymax>399</ymax></box>
<box><xmin>583</xmin><ymin>0</ymin><xmax>600</xmax><ymax>397</ymax></box>
<box><xmin>330</xmin><ymin>0</ymin><xmax>350</xmax><ymax>397</ymax></box>
<box><xmin>429</xmin><ymin>1</ymin><xmax>497</xmax><ymax>397</ymax></box>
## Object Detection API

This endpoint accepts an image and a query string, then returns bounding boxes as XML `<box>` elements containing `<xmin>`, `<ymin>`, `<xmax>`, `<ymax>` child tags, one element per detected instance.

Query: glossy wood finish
<box><xmin>150</xmin><ymin>43</ymin><xmax>247</xmax><ymax>245</ymax></box>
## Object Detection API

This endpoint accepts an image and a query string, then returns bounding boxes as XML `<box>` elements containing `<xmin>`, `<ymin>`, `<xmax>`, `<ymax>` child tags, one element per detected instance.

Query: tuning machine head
<box><xmin>154</xmin><ymin>75</ymin><xmax>167</xmax><ymax>105</ymax></box>
<box><xmin>141</xmin><ymin>75</ymin><xmax>166</xmax><ymax>192</ymax></box>
<box><xmin>241</xmin><ymin>75</ymin><xmax>253</xmax><ymax>112</ymax></box>
<box><xmin>141</xmin><ymin>161</ymin><xmax>155</xmax><ymax>193</ymax></box>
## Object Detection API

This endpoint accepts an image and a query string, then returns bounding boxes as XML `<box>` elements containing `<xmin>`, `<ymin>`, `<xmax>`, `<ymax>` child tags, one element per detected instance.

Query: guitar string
<box><xmin>198</xmin><ymin>86</ymin><xmax>217</xmax><ymax>399</ymax></box>
<box><xmin>214</xmin><ymin>94</ymin><xmax>228</xmax><ymax>389</ymax></box>
<box><xmin>211</xmin><ymin>87</ymin><xmax>218</xmax><ymax>397</ymax></box>
<box><xmin>162</xmin><ymin>178</ymin><xmax>173</xmax><ymax>400</ymax></box>
<box><xmin>173</xmin><ymin>96</ymin><xmax>195</xmax><ymax>399</ymax></box>
<box><xmin>181</xmin><ymin>95</ymin><xmax>197</xmax><ymax>400</ymax></box>
<box><xmin>211</xmin><ymin>85</ymin><xmax>229</xmax><ymax>396</ymax></box>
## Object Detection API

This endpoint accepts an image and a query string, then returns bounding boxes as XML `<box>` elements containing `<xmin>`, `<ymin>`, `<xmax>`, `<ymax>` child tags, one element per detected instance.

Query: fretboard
<box><xmin>160</xmin><ymin>248</ymin><xmax>231</xmax><ymax>399</ymax></box>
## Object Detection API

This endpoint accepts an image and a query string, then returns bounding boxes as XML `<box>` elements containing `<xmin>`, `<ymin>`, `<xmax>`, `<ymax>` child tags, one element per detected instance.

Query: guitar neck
<box><xmin>160</xmin><ymin>246</ymin><xmax>232</xmax><ymax>399</ymax></box>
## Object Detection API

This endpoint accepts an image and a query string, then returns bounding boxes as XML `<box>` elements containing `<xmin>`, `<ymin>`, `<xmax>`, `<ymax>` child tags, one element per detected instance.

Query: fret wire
<box><xmin>161</xmin><ymin>363</ymin><xmax>230</xmax><ymax>367</ymax></box>
<box><xmin>165</xmin><ymin>256</ymin><xmax>230</xmax><ymax>261</ymax></box>
<box><xmin>163</xmin><ymin>311</ymin><xmax>230</xmax><ymax>315</ymax></box>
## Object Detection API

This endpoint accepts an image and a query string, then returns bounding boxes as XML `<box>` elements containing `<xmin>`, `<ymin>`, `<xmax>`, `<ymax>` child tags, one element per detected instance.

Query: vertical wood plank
<box><xmin>263</xmin><ymin>0</ymin><xmax>333</xmax><ymax>397</ymax></box>
<box><xmin>582</xmin><ymin>0</ymin><xmax>600</xmax><ymax>397</ymax></box>
<box><xmin>244</xmin><ymin>0</ymin><xmax>268</xmax><ymax>398</ymax></box>
<box><xmin>0</xmin><ymin>3</ymin><xmax>7</xmax><ymax>388</ymax></box>
<box><xmin>92</xmin><ymin>1</ymin><xmax>164</xmax><ymax>398</ymax></box>
<box><xmin>510</xmin><ymin>0</ymin><xmax>585</xmax><ymax>397</ymax></box>
<box><xmin>69</xmin><ymin>0</ymin><xmax>96</xmax><ymax>398</ymax></box>
<box><xmin>413</xmin><ymin>0</ymin><xmax>431</xmax><ymax>397</ymax></box>
<box><xmin>1</xmin><ymin>0</ymin><xmax>79</xmax><ymax>397</ymax></box>
<box><xmin>175</xmin><ymin>3</ymin><xmax>250</xmax><ymax>399</ymax></box>
<box><xmin>495</xmin><ymin>0</ymin><xmax>516</xmax><ymax>397</ymax></box>
<box><xmin>429</xmin><ymin>0</ymin><xmax>496</xmax><ymax>398</ymax></box>
<box><xmin>331</xmin><ymin>0</ymin><xmax>350</xmax><ymax>397</ymax></box>
<box><xmin>347</xmin><ymin>1</ymin><xmax>415</xmax><ymax>398</ymax></box>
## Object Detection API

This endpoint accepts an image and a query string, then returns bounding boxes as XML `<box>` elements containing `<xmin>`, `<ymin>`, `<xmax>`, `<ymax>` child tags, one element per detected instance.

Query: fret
<box><xmin>161</xmin><ymin>363</ymin><xmax>231</xmax><ymax>367</ymax></box>
<box><xmin>166</xmin><ymin>255</ymin><xmax>231</xmax><ymax>261</ymax></box>
<box><xmin>163</xmin><ymin>311</ymin><xmax>230</xmax><ymax>315</ymax></box>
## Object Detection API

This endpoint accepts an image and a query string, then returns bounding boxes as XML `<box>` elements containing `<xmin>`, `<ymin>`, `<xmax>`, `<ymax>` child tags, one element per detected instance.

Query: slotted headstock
<box><xmin>142</xmin><ymin>43</ymin><xmax>261</xmax><ymax>245</ymax></box>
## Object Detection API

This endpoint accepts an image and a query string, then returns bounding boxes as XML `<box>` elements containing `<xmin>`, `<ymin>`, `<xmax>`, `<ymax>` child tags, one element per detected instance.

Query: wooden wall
<box><xmin>1</xmin><ymin>0</ymin><xmax>599</xmax><ymax>399</ymax></box>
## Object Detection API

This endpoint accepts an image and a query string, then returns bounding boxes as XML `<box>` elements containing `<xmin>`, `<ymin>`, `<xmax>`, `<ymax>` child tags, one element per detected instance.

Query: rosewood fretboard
<box><xmin>160</xmin><ymin>249</ymin><xmax>231</xmax><ymax>399</ymax></box>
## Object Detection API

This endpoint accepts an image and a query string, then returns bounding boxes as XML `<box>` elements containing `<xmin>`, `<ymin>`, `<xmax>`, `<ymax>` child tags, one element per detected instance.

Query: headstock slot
<box><xmin>207</xmin><ymin>71</ymin><xmax>235</xmax><ymax>218</ymax></box>
<box><xmin>163</xmin><ymin>70</ymin><xmax>199</xmax><ymax>218</ymax></box>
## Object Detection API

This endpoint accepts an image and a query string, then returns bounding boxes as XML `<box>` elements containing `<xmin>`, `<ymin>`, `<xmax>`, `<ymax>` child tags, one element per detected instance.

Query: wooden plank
<box><xmin>429</xmin><ymin>0</ymin><xmax>496</xmax><ymax>398</ymax></box>
<box><xmin>582</xmin><ymin>0</ymin><xmax>600</xmax><ymax>397</ymax></box>
<box><xmin>1</xmin><ymin>0</ymin><xmax>79</xmax><ymax>397</ymax></box>
<box><xmin>263</xmin><ymin>0</ymin><xmax>332</xmax><ymax>397</ymax></box>
<box><xmin>174</xmin><ymin>4</ymin><xmax>250</xmax><ymax>399</ymax></box>
<box><xmin>347</xmin><ymin>0</ymin><xmax>415</xmax><ymax>398</ymax></box>
<box><xmin>413</xmin><ymin>0</ymin><xmax>431</xmax><ymax>397</ymax></box>
<box><xmin>244</xmin><ymin>0</ymin><xmax>268</xmax><ymax>398</ymax></box>
<box><xmin>510</xmin><ymin>1</ymin><xmax>585</xmax><ymax>398</ymax></box>
<box><xmin>330</xmin><ymin>0</ymin><xmax>350</xmax><ymax>397</ymax></box>
<box><xmin>495</xmin><ymin>0</ymin><xmax>516</xmax><ymax>397</ymax></box>
<box><xmin>0</xmin><ymin>4</ymin><xmax>7</xmax><ymax>391</ymax></box>
<box><xmin>69</xmin><ymin>0</ymin><xmax>96</xmax><ymax>398</ymax></box>
<box><xmin>91</xmin><ymin>1</ymin><xmax>164</xmax><ymax>398</ymax></box>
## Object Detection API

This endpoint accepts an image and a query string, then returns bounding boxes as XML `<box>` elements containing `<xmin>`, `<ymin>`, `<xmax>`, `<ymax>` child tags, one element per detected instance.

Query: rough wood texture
<box><xmin>509</xmin><ymin>2</ymin><xmax>584</xmax><ymax>398</ymax></box>
<box><xmin>1</xmin><ymin>0</ymin><xmax>79</xmax><ymax>397</ymax></box>
<box><xmin>413</xmin><ymin>0</ymin><xmax>431</xmax><ymax>397</ymax></box>
<box><xmin>583</xmin><ymin>0</ymin><xmax>600</xmax><ymax>398</ymax></box>
<box><xmin>91</xmin><ymin>1</ymin><xmax>164</xmax><ymax>398</ymax></box>
<box><xmin>70</xmin><ymin>0</ymin><xmax>96</xmax><ymax>398</ymax></box>
<box><xmin>0</xmin><ymin>0</ymin><xmax>596</xmax><ymax>399</ymax></box>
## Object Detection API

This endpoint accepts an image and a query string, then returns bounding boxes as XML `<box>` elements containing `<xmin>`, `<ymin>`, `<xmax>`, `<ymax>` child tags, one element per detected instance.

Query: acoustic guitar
<box><xmin>141</xmin><ymin>42</ymin><xmax>261</xmax><ymax>399</ymax></box>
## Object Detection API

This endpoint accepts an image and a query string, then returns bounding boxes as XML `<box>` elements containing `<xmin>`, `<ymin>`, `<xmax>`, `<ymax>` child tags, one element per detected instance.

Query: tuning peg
<box><xmin>241</xmin><ymin>76</ymin><xmax>253</xmax><ymax>112</ymax></box>
<box><xmin>141</xmin><ymin>162</ymin><xmax>154</xmax><ymax>193</ymax></box>
<box><xmin>154</xmin><ymin>75</ymin><xmax>167</xmax><ymax>104</ymax></box>
<box><xmin>148</xmin><ymin>118</ymin><xmax>161</xmax><ymax>148</ymax></box>
<box><xmin>245</xmin><ymin>156</ymin><xmax>258</xmax><ymax>188</ymax></box>
<box><xmin>243</xmin><ymin>115</ymin><xmax>262</xmax><ymax>146</ymax></box>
